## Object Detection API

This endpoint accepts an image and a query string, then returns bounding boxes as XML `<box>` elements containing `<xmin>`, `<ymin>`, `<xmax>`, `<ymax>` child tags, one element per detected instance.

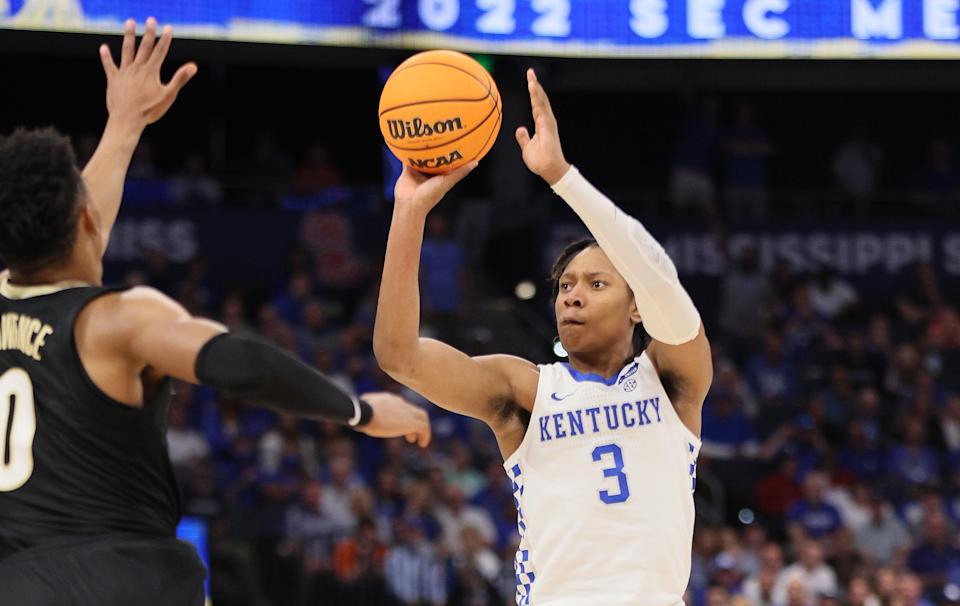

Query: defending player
<box><xmin>0</xmin><ymin>20</ymin><xmax>430</xmax><ymax>605</ymax></box>
<box><xmin>374</xmin><ymin>69</ymin><xmax>712</xmax><ymax>606</ymax></box>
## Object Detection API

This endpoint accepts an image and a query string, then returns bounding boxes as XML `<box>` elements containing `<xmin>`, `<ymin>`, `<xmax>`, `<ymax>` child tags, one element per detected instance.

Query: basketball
<box><xmin>378</xmin><ymin>50</ymin><xmax>502</xmax><ymax>175</ymax></box>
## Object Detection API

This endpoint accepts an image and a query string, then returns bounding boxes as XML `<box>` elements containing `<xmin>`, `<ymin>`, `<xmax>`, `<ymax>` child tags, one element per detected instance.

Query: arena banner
<box><xmin>2</xmin><ymin>0</ymin><xmax>960</xmax><ymax>59</ymax></box>
<box><xmin>548</xmin><ymin>220</ymin><xmax>960</xmax><ymax>286</ymax></box>
<box><xmin>102</xmin><ymin>209</ymin><xmax>303</xmax><ymax>287</ymax></box>
<box><xmin>103</xmin><ymin>201</ymin><xmax>385</xmax><ymax>290</ymax></box>
<box><xmin>108</xmin><ymin>208</ymin><xmax>959</xmax><ymax>279</ymax></box>
<box><xmin>662</xmin><ymin>228</ymin><xmax>960</xmax><ymax>277</ymax></box>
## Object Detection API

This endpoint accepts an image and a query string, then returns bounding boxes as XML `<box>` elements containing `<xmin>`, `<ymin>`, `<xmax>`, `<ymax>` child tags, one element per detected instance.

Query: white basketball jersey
<box><xmin>503</xmin><ymin>353</ymin><xmax>700</xmax><ymax>606</ymax></box>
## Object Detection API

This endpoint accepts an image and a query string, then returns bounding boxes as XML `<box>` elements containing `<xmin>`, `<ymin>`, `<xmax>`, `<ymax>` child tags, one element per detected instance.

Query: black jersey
<box><xmin>0</xmin><ymin>282</ymin><xmax>182</xmax><ymax>561</ymax></box>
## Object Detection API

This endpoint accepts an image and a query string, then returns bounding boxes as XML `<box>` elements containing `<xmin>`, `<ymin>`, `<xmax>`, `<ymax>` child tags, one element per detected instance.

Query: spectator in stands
<box><xmin>296</xmin><ymin>298</ymin><xmax>337</xmax><ymax>356</ymax></box>
<box><xmin>718</xmin><ymin>246</ymin><xmax>772</xmax><ymax>364</ymax></box>
<box><xmin>722</xmin><ymin>102</ymin><xmax>774</xmax><ymax>221</ymax></box>
<box><xmin>271</xmin><ymin>270</ymin><xmax>315</xmax><ymax>326</ymax></box>
<box><xmin>333</xmin><ymin>516</ymin><xmax>388</xmax><ymax>587</ymax></box>
<box><xmin>896</xmin><ymin>571</ymin><xmax>937</xmax><ymax>606</ymax></box>
<box><xmin>293</xmin><ymin>142</ymin><xmax>342</xmax><ymax>194</ymax></box>
<box><xmin>322</xmin><ymin>453</ymin><xmax>365</xmax><ymax>536</ymax></box>
<box><xmin>171</xmin><ymin>152</ymin><xmax>222</xmax><ymax>206</ymax></box>
<box><xmin>258</xmin><ymin>414</ymin><xmax>318</xmax><ymax>478</ymax></box>
<box><xmin>283</xmin><ymin>480</ymin><xmax>338</xmax><ymax>602</ymax></box>
<box><xmin>756</xmin><ymin>453</ymin><xmax>802</xmax><ymax>521</ymax></box>
<box><xmin>445</xmin><ymin>442</ymin><xmax>486</xmax><ymax>500</ymax></box>
<box><xmin>913</xmin><ymin>139</ymin><xmax>959</xmax><ymax>214</ymax></box>
<box><xmin>773</xmin><ymin>539</ymin><xmax>838</xmax><ymax>606</ymax></box>
<box><xmin>786</xmin><ymin>472</ymin><xmax>844</xmax><ymax>541</ymax></box>
<box><xmin>670</xmin><ymin>96</ymin><xmax>720</xmax><ymax>221</ymax></box>
<box><xmin>746</xmin><ymin>327</ymin><xmax>800</xmax><ymax>412</ymax></box>
<box><xmin>746</xmin><ymin>543</ymin><xmax>785</xmax><ymax>595</ymax></box>
<box><xmin>743</xmin><ymin>565</ymin><xmax>779</xmax><ymax>606</ymax></box>
<box><xmin>831</xmin><ymin>124</ymin><xmax>884</xmax><ymax>217</ymax></box>
<box><xmin>701</xmin><ymin>389</ymin><xmax>760</xmax><ymax>460</ymax></box>
<box><xmin>711</xmin><ymin>551</ymin><xmax>745</xmax><ymax>597</ymax></box>
<box><xmin>435</xmin><ymin>484</ymin><xmax>497</xmax><ymax>557</ymax></box>
<box><xmin>181</xmin><ymin>460</ymin><xmax>226</xmax><ymax>522</ymax></box>
<box><xmin>783</xmin><ymin>285</ymin><xmax>833</xmax><ymax>361</ymax></box>
<box><xmin>887</xmin><ymin>418</ymin><xmax>941</xmax><ymax>488</ymax></box>
<box><xmin>847</xmin><ymin>574</ymin><xmax>881</xmax><ymax>606</ymax></box>
<box><xmin>907</xmin><ymin>512</ymin><xmax>960</xmax><ymax>591</ymax></box>
<box><xmin>420</xmin><ymin>213</ymin><xmax>465</xmax><ymax>342</ymax></box>
<box><xmin>897</xmin><ymin>263</ymin><xmax>943</xmax><ymax>331</ymax></box>
<box><xmin>124</xmin><ymin>138</ymin><xmax>171</xmax><ymax>204</ymax></box>
<box><xmin>384</xmin><ymin>519</ymin><xmax>448</xmax><ymax>606</ymax></box>
<box><xmin>166</xmin><ymin>391</ymin><xmax>210</xmax><ymax>473</ymax></box>
<box><xmin>853</xmin><ymin>489</ymin><xmax>912</xmax><ymax>566</ymax></box>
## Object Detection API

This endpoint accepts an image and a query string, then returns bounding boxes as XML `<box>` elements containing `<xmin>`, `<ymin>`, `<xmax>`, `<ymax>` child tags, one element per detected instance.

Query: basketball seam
<box><xmin>378</xmin><ymin>96</ymin><xmax>490</xmax><ymax>117</ymax></box>
<box><xmin>385</xmin><ymin>90</ymin><xmax>501</xmax><ymax>152</ymax></box>
<box><xmin>388</xmin><ymin>61</ymin><xmax>493</xmax><ymax>97</ymax></box>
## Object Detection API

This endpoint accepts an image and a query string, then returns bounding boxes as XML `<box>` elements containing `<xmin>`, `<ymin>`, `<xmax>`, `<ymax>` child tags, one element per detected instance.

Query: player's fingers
<box><xmin>99</xmin><ymin>44</ymin><xmax>118</xmax><ymax>79</ymax></box>
<box><xmin>528</xmin><ymin>70</ymin><xmax>557</xmax><ymax>124</ymax></box>
<box><xmin>515</xmin><ymin>126</ymin><xmax>531</xmax><ymax>150</ymax></box>
<box><xmin>405</xmin><ymin>433</ymin><xmax>417</xmax><ymax>444</ymax></box>
<box><xmin>120</xmin><ymin>18</ymin><xmax>136</xmax><ymax>67</ymax></box>
<box><xmin>135</xmin><ymin>17</ymin><xmax>158</xmax><ymax>64</ymax></box>
<box><xmin>528</xmin><ymin>69</ymin><xmax>546</xmax><ymax>106</ymax></box>
<box><xmin>417</xmin><ymin>421</ymin><xmax>432</xmax><ymax>448</ymax></box>
<box><xmin>149</xmin><ymin>24</ymin><xmax>174</xmax><ymax>68</ymax></box>
<box><xmin>402</xmin><ymin>165</ymin><xmax>430</xmax><ymax>184</ymax></box>
<box><xmin>166</xmin><ymin>62</ymin><xmax>198</xmax><ymax>93</ymax></box>
<box><xmin>528</xmin><ymin>81</ymin><xmax>546</xmax><ymax>123</ymax></box>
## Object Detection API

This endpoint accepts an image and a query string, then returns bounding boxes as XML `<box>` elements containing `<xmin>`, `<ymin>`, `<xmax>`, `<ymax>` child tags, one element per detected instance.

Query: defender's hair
<box><xmin>0</xmin><ymin>127</ymin><xmax>83</xmax><ymax>273</ymax></box>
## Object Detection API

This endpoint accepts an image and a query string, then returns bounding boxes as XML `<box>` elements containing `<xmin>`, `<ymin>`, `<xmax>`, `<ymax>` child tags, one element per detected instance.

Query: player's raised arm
<box><xmin>373</xmin><ymin>165</ymin><xmax>538</xmax><ymax>430</ymax></box>
<box><xmin>516</xmin><ymin>68</ymin><xmax>712</xmax><ymax>418</ymax></box>
<box><xmin>82</xmin><ymin>18</ymin><xmax>197</xmax><ymax>256</ymax></box>
<box><xmin>87</xmin><ymin>287</ymin><xmax>430</xmax><ymax>445</ymax></box>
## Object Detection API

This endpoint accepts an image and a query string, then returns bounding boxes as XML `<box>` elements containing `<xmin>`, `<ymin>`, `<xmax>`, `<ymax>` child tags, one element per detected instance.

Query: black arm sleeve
<box><xmin>195</xmin><ymin>333</ymin><xmax>372</xmax><ymax>426</ymax></box>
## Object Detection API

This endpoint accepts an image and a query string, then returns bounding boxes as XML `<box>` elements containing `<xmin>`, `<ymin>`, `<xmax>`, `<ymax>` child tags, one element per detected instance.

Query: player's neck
<box><xmin>567</xmin><ymin>348</ymin><xmax>634</xmax><ymax>381</ymax></box>
<box><xmin>8</xmin><ymin>258</ymin><xmax>99</xmax><ymax>287</ymax></box>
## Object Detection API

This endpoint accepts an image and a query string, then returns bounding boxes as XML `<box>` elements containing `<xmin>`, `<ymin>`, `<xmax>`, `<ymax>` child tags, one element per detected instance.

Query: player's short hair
<box><xmin>0</xmin><ymin>127</ymin><xmax>83</xmax><ymax>273</ymax></box>
<box><xmin>549</xmin><ymin>238</ymin><xmax>650</xmax><ymax>357</ymax></box>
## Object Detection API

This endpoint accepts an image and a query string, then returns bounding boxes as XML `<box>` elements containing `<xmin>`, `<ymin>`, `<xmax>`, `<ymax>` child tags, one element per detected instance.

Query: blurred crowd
<box><xmin>79</xmin><ymin>92</ymin><xmax>960</xmax><ymax>606</ymax></box>
<box><xmin>69</xmin><ymin>93</ymin><xmax>960</xmax><ymax>221</ymax></box>
<box><xmin>140</xmin><ymin>203</ymin><xmax>960</xmax><ymax>606</ymax></box>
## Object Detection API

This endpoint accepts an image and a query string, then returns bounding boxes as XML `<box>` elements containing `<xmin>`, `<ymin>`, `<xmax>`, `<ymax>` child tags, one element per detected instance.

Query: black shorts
<box><xmin>0</xmin><ymin>534</ymin><xmax>207</xmax><ymax>606</ymax></box>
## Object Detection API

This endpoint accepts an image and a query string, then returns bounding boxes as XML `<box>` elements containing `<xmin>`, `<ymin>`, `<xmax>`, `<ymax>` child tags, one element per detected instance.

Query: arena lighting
<box><xmin>945</xmin><ymin>585</ymin><xmax>960</xmax><ymax>602</ymax></box>
<box><xmin>515</xmin><ymin>280</ymin><xmax>537</xmax><ymax>301</ymax></box>
<box><xmin>738</xmin><ymin>508</ymin><xmax>756</xmax><ymax>525</ymax></box>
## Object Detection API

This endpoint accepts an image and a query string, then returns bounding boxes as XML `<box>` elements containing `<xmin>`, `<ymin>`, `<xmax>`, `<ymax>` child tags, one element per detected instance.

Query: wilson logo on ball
<box><xmin>408</xmin><ymin>150</ymin><xmax>463</xmax><ymax>170</ymax></box>
<box><xmin>386</xmin><ymin>117</ymin><xmax>464</xmax><ymax>140</ymax></box>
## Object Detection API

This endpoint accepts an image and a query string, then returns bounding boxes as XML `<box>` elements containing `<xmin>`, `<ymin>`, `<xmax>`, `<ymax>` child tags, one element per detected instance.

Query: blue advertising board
<box><xmin>2</xmin><ymin>1</ymin><xmax>960</xmax><ymax>58</ymax></box>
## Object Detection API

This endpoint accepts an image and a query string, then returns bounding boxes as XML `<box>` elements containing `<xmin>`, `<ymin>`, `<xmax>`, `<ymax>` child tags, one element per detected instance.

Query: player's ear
<box><xmin>78</xmin><ymin>200</ymin><xmax>102</xmax><ymax>241</ymax></box>
<box><xmin>629</xmin><ymin>298</ymin><xmax>641</xmax><ymax>326</ymax></box>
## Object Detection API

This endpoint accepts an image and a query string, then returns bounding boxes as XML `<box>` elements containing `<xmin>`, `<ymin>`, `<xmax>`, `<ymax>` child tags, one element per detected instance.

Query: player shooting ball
<box><xmin>374</xmin><ymin>68</ymin><xmax>713</xmax><ymax>606</ymax></box>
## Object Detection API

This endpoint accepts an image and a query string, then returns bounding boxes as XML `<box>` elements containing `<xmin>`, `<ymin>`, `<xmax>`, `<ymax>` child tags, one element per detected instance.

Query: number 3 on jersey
<box><xmin>592</xmin><ymin>443</ymin><xmax>630</xmax><ymax>504</ymax></box>
<box><xmin>0</xmin><ymin>368</ymin><xmax>37</xmax><ymax>492</ymax></box>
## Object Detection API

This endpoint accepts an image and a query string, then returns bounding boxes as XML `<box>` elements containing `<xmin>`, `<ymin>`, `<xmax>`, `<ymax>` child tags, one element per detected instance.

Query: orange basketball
<box><xmin>378</xmin><ymin>50</ymin><xmax>502</xmax><ymax>175</ymax></box>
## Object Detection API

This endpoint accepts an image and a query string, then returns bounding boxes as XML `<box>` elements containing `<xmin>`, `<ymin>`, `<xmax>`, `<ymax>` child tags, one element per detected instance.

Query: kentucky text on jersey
<box><xmin>539</xmin><ymin>396</ymin><xmax>662</xmax><ymax>442</ymax></box>
<box><xmin>0</xmin><ymin>312</ymin><xmax>54</xmax><ymax>362</ymax></box>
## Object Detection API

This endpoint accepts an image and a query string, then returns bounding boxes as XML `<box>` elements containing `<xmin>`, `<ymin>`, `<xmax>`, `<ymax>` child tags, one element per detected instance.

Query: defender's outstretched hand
<box><xmin>98</xmin><ymin>18</ymin><xmax>197</xmax><ymax>128</ymax></box>
<box><xmin>515</xmin><ymin>68</ymin><xmax>571</xmax><ymax>186</ymax></box>
<box><xmin>393</xmin><ymin>161</ymin><xmax>478</xmax><ymax>216</ymax></box>
<box><xmin>355</xmin><ymin>392</ymin><xmax>432</xmax><ymax>448</ymax></box>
